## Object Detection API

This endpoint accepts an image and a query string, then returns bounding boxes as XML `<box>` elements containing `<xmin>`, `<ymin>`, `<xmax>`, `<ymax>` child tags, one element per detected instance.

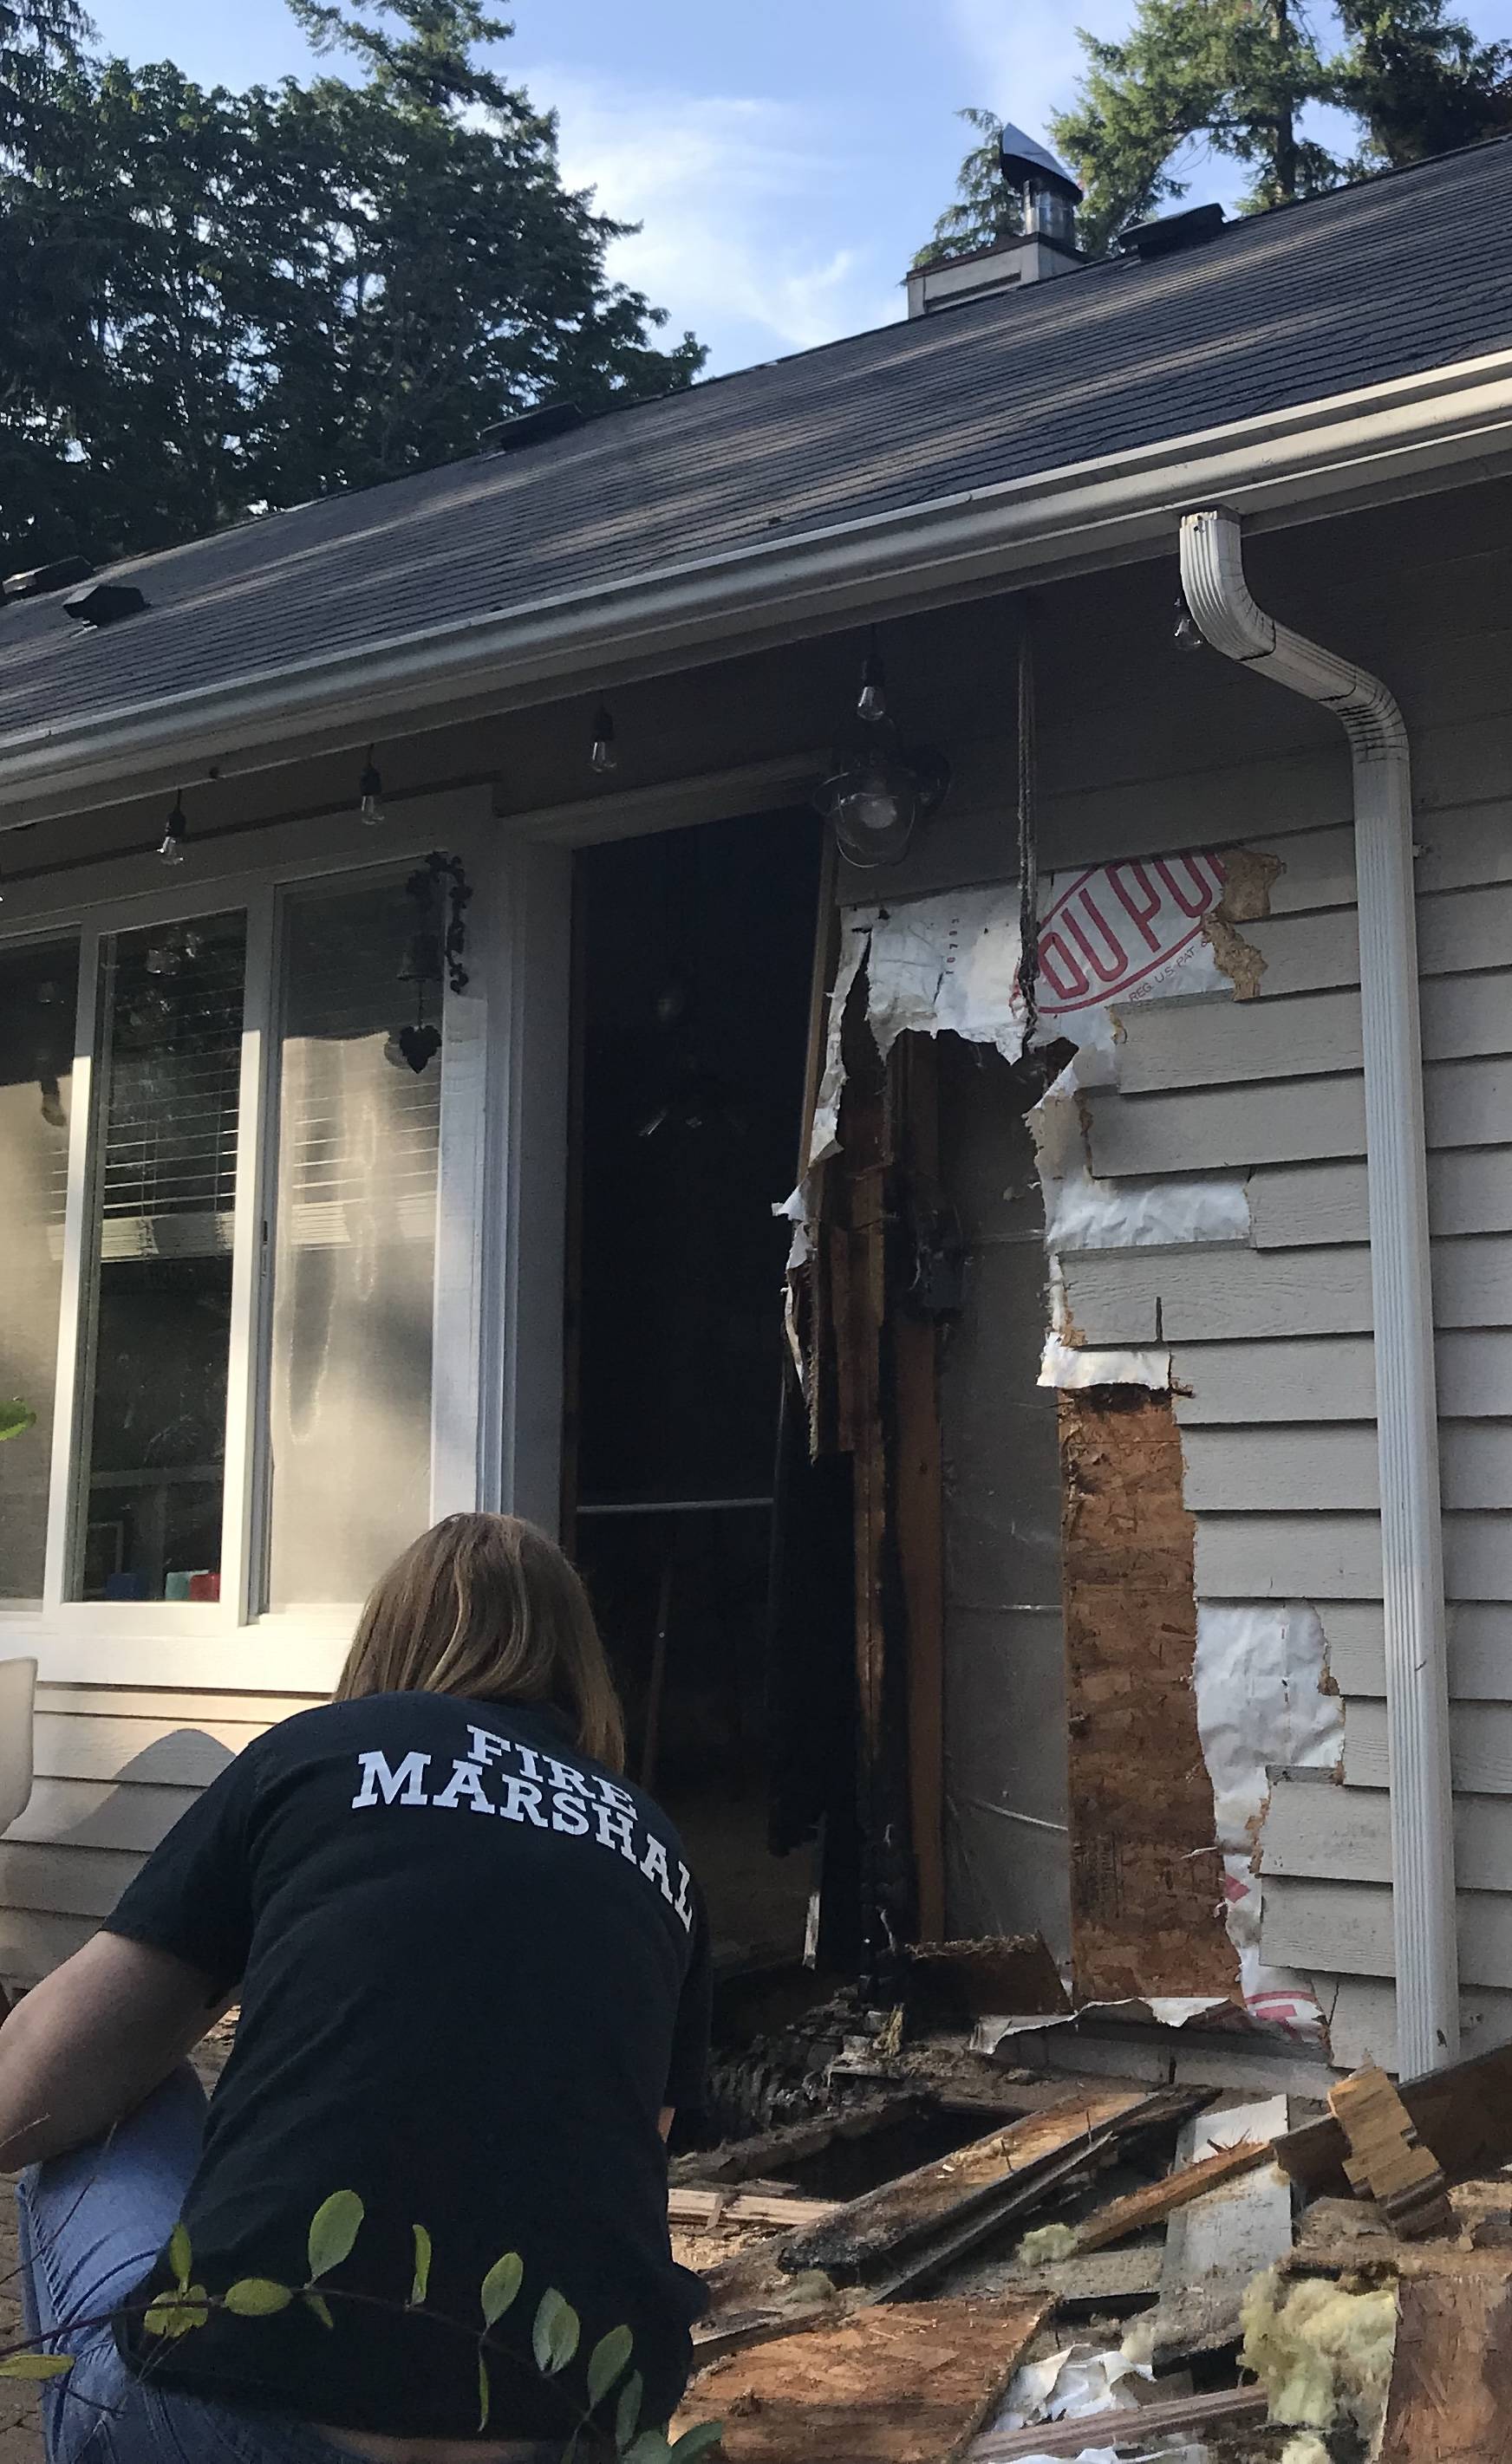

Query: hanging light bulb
<box><xmin>590</xmin><ymin>703</ymin><xmax>617</xmax><ymax>775</ymax></box>
<box><xmin>358</xmin><ymin>746</ymin><xmax>386</xmax><ymax>824</ymax></box>
<box><xmin>1173</xmin><ymin>590</ymin><xmax>1204</xmax><ymax>650</ymax></box>
<box><xmin>159</xmin><ymin>792</ymin><xmax>186</xmax><ymax>867</ymax></box>
<box><xmin>857</xmin><ymin>636</ymin><xmax>888</xmax><ymax>723</ymax></box>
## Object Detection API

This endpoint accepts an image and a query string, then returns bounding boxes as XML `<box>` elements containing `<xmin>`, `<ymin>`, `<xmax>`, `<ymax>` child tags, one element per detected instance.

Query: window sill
<box><xmin>0</xmin><ymin>1610</ymin><xmax>351</xmax><ymax>1694</ymax></box>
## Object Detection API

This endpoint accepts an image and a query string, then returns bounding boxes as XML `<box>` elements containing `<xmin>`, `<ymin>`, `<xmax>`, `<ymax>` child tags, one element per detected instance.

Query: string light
<box><xmin>857</xmin><ymin>634</ymin><xmax>888</xmax><ymax>723</ymax></box>
<box><xmin>590</xmin><ymin>703</ymin><xmax>617</xmax><ymax>775</ymax></box>
<box><xmin>358</xmin><ymin>746</ymin><xmax>386</xmax><ymax>824</ymax></box>
<box><xmin>159</xmin><ymin>792</ymin><xmax>186</xmax><ymax>867</ymax></box>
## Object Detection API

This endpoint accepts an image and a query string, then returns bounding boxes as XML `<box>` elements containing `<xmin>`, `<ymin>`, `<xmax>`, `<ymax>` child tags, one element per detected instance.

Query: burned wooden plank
<box><xmin>669</xmin><ymin>2184</ymin><xmax>841</xmax><ymax>2232</ymax></box>
<box><xmin>1073</xmin><ymin>2135</ymin><xmax>1275</xmax><ymax>2252</ymax></box>
<box><xmin>668</xmin><ymin>2091</ymin><xmax>929</xmax><ymax>2188</ymax></box>
<box><xmin>680</xmin><ymin>2296</ymin><xmax>1049</xmax><ymax>2464</ymax></box>
<box><xmin>1378</xmin><ymin>2272</ymin><xmax>1512</xmax><ymax>2463</ymax></box>
<box><xmin>777</xmin><ymin>2084</ymin><xmax>1203</xmax><ymax>2284</ymax></box>
<box><xmin>1059</xmin><ymin>1390</ymin><xmax>1236</xmax><ymax>2000</ymax></box>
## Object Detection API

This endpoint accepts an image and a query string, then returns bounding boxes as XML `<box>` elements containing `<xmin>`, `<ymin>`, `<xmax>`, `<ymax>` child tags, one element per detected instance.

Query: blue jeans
<box><xmin>16</xmin><ymin>2065</ymin><xmax>357</xmax><ymax>2464</ymax></box>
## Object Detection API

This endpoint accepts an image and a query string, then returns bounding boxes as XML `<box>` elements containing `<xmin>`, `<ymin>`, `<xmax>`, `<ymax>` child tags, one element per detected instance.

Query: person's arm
<box><xmin>658</xmin><ymin>2109</ymin><xmax>675</xmax><ymax>2142</ymax></box>
<box><xmin>0</xmin><ymin>1934</ymin><xmax>226</xmax><ymax>2167</ymax></box>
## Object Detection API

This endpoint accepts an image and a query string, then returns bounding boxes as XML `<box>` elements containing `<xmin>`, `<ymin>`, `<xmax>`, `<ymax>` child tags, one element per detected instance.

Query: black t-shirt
<box><xmin>103</xmin><ymin>1693</ymin><xmax>712</xmax><ymax>2442</ymax></box>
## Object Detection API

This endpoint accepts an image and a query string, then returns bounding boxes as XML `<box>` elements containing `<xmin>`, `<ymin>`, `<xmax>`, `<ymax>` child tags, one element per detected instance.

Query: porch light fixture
<box><xmin>159</xmin><ymin>792</ymin><xmax>187</xmax><ymax>867</ymax></box>
<box><xmin>590</xmin><ymin>703</ymin><xmax>617</xmax><ymax>775</ymax></box>
<box><xmin>816</xmin><ymin>721</ymin><xmax>949</xmax><ymax>870</ymax></box>
<box><xmin>358</xmin><ymin>746</ymin><xmax>385</xmax><ymax>824</ymax></box>
<box><xmin>857</xmin><ymin>635</ymin><xmax>888</xmax><ymax>724</ymax></box>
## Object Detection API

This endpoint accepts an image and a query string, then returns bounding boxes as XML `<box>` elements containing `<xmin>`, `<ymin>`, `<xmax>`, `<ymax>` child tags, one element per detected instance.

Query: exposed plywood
<box><xmin>1262</xmin><ymin>1875</ymin><xmax>1512</xmax><ymax>1988</ymax></box>
<box><xmin>679</xmin><ymin>2297</ymin><xmax>1049</xmax><ymax>2464</ymax></box>
<box><xmin>1173</xmin><ymin>1336</ymin><xmax>1377</xmax><ymax>1426</ymax></box>
<box><xmin>1261</xmin><ymin>1778</ymin><xmax>1512</xmax><ymax>1888</ymax></box>
<box><xmin>1378</xmin><ymin>2274</ymin><xmax>1512</xmax><ymax>2464</ymax></box>
<box><xmin>1059</xmin><ymin>1391</ymin><xmax>1235</xmax><ymax>2002</ymax></box>
<box><xmin>1194</xmin><ymin>1512</ymin><xmax>1382</xmax><ymax>1599</ymax></box>
<box><xmin>1064</xmin><ymin>1245</ymin><xmax>1372</xmax><ymax>1347</ymax></box>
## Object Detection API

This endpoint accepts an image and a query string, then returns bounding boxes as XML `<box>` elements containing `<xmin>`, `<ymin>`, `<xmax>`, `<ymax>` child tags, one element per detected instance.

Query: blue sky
<box><xmin>88</xmin><ymin>0</ymin><xmax>1512</xmax><ymax>377</ymax></box>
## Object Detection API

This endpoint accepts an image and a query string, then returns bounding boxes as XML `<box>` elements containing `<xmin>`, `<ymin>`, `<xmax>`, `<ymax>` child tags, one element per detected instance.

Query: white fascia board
<box><xmin>9</xmin><ymin>342</ymin><xmax>1512</xmax><ymax>816</ymax></box>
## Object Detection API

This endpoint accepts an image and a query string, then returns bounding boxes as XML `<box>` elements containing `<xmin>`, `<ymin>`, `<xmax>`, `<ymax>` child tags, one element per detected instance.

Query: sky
<box><xmin>86</xmin><ymin>0</ymin><xmax>1512</xmax><ymax>379</ymax></box>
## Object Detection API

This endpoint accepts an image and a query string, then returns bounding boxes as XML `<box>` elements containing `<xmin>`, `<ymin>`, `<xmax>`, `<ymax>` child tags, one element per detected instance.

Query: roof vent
<box><xmin>1119</xmin><ymin>203</ymin><xmax>1226</xmax><ymax>260</ymax></box>
<box><xmin>3</xmin><ymin>556</ymin><xmax>94</xmax><ymax>601</ymax></box>
<box><xmin>907</xmin><ymin>123</ymin><xmax>1084</xmax><ymax>317</ymax></box>
<box><xmin>999</xmin><ymin>121</ymin><xmax>1083</xmax><ymax>252</ymax></box>
<box><xmin>63</xmin><ymin>580</ymin><xmax>149</xmax><ymax>629</ymax></box>
<box><xmin>479</xmin><ymin>401</ymin><xmax>587</xmax><ymax>454</ymax></box>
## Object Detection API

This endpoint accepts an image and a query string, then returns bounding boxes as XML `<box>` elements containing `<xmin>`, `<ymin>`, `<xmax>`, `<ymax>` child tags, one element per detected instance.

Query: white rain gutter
<box><xmin>10</xmin><ymin>345</ymin><xmax>1512</xmax><ymax>819</ymax></box>
<box><xmin>1179</xmin><ymin>506</ymin><xmax>1457</xmax><ymax>2077</ymax></box>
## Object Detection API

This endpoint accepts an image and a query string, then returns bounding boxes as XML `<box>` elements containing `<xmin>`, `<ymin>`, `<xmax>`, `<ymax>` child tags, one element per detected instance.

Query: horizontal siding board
<box><xmin>1116</xmin><ymin>989</ymin><xmax>1361</xmax><ymax>1095</ymax></box>
<box><xmin>1251</xmin><ymin>1151</ymin><xmax>1512</xmax><ymax>1248</ymax></box>
<box><xmin>1065</xmin><ymin>1246</ymin><xmax>1372</xmax><ymax>1345</ymax></box>
<box><xmin>0</xmin><ymin>1909</ymin><xmax>93</xmax><ymax>1986</ymax></box>
<box><xmin>1089</xmin><ymin>1059</ymin><xmax>1512</xmax><ymax>1179</ymax></box>
<box><xmin>4</xmin><ymin>1778</ymin><xmax>198</xmax><ymax>1856</ymax></box>
<box><xmin>1326</xmin><ymin>1601</ymin><xmax>1512</xmax><ymax>1700</ymax></box>
<box><xmin>1419</xmin><ymin>881</ymin><xmax>1512</xmax><ymax>976</ymax></box>
<box><xmin>1445</xmin><ymin>1512</ymin><xmax>1512</xmax><ymax>1601</ymax></box>
<box><xmin>1345</xmin><ymin>1699</ymin><xmax>1512</xmax><ymax>1792</ymax></box>
<box><xmin>34</xmin><ymin>1687</ymin><xmax>320</xmax><ymax>1725</ymax></box>
<box><xmin>32</xmin><ymin>1714</ymin><xmax>261</xmax><ymax>1789</ymax></box>
<box><xmin>1261</xmin><ymin>1875</ymin><xmax>1512</xmax><ymax>1991</ymax></box>
<box><xmin>1246</xmin><ymin>909</ymin><xmax>1359</xmax><ymax>997</ymax></box>
<box><xmin>1183</xmin><ymin>1423</ymin><xmax>1512</xmax><ymax>1514</ymax></box>
<box><xmin>1174</xmin><ymin>1338</ymin><xmax>1376</xmax><ymax>1425</ymax></box>
<box><xmin>1194</xmin><ymin>1513</ymin><xmax>1382</xmax><ymax>1599</ymax></box>
<box><xmin>1261</xmin><ymin>1780</ymin><xmax>1512</xmax><ymax>1889</ymax></box>
<box><xmin>1437</xmin><ymin>1330</ymin><xmax>1512</xmax><ymax>1417</ymax></box>
<box><xmin>0</xmin><ymin>1842</ymin><xmax>140</xmax><ymax>1922</ymax></box>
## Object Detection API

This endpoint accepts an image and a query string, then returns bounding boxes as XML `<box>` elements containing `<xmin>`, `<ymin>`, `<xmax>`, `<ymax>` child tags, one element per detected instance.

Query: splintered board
<box><xmin>1059</xmin><ymin>1391</ymin><xmax>1238</xmax><ymax>2000</ymax></box>
<box><xmin>1379</xmin><ymin>2274</ymin><xmax>1512</xmax><ymax>2463</ymax></box>
<box><xmin>678</xmin><ymin>2296</ymin><xmax>1048</xmax><ymax>2464</ymax></box>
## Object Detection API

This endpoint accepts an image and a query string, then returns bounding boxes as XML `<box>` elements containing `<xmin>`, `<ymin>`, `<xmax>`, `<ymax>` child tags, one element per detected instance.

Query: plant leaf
<box><xmin>478</xmin><ymin>2354</ymin><xmax>490</xmax><ymax>2432</ymax></box>
<box><xmin>167</xmin><ymin>2223</ymin><xmax>192</xmax><ymax>2292</ymax></box>
<box><xmin>531</xmin><ymin>2286</ymin><xmax>580</xmax><ymax>2376</ymax></box>
<box><xmin>143</xmin><ymin>2289</ymin><xmax>209</xmax><ymax>2339</ymax></box>
<box><xmin>224</xmin><ymin>2279</ymin><xmax>293</xmax><ymax>2317</ymax></box>
<box><xmin>668</xmin><ymin>2426</ymin><xmax>724</xmax><ymax>2463</ymax></box>
<box><xmin>409</xmin><ymin>2224</ymin><xmax>432</xmax><ymax>2308</ymax></box>
<box><xmin>615</xmin><ymin>2370</ymin><xmax>645</xmax><ymax>2452</ymax></box>
<box><xmin>479</xmin><ymin>2251</ymin><xmax>523</xmax><ymax>2328</ymax></box>
<box><xmin>0</xmin><ymin>2353</ymin><xmax>73</xmax><ymax>2379</ymax></box>
<box><xmin>620</xmin><ymin>2435</ymin><xmax>673</xmax><ymax>2464</ymax></box>
<box><xmin>0</xmin><ymin>1403</ymin><xmax>36</xmax><ymax>1444</ymax></box>
<box><xmin>303</xmin><ymin>2291</ymin><xmax>335</xmax><ymax>2331</ymax></box>
<box><xmin>587</xmin><ymin>2323</ymin><xmax>635</xmax><ymax>2409</ymax></box>
<box><xmin>306</xmin><ymin>2191</ymin><xmax>364</xmax><ymax>2283</ymax></box>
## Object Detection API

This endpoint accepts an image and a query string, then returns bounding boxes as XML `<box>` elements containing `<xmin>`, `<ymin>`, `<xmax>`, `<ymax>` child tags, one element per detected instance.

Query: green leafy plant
<box><xmin>3</xmin><ymin>2195</ymin><xmax>723</xmax><ymax>2461</ymax></box>
<box><xmin>0</xmin><ymin>1402</ymin><xmax>36</xmax><ymax>1443</ymax></box>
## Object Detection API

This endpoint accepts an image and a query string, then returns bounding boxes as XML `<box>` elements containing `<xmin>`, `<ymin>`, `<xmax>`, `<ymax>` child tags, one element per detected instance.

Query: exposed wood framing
<box><xmin>892</xmin><ymin>1036</ymin><xmax>947</xmax><ymax>1945</ymax></box>
<box><xmin>1059</xmin><ymin>1390</ymin><xmax>1235</xmax><ymax>2002</ymax></box>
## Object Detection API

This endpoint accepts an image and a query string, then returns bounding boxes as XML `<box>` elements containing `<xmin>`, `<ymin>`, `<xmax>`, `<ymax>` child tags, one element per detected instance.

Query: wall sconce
<box><xmin>816</xmin><ymin>722</ymin><xmax>949</xmax><ymax>868</ymax></box>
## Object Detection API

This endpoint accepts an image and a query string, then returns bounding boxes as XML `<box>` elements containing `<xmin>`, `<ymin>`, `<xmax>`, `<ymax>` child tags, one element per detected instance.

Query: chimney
<box><xmin>908</xmin><ymin>122</ymin><xmax>1083</xmax><ymax>317</ymax></box>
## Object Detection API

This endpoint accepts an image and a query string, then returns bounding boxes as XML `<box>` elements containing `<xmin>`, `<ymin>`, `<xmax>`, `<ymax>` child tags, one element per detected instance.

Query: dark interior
<box><xmin>570</xmin><ymin>807</ymin><xmax>824</xmax><ymax>1971</ymax></box>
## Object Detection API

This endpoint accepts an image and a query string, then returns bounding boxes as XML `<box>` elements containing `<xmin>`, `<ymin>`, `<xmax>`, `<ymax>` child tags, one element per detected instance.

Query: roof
<box><xmin>5</xmin><ymin>136</ymin><xmax>1512</xmax><ymax>759</ymax></box>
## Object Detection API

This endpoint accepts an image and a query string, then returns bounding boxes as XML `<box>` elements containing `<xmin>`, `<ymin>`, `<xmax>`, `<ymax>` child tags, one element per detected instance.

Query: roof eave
<box><xmin>8</xmin><ymin>344</ymin><xmax>1512</xmax><ymax>822</ymax></box>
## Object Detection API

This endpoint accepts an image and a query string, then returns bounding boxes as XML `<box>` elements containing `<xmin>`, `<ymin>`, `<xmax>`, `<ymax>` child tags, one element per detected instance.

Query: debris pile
<box><xmin>670</xmin><ymin>2012</ymin><xmax>1512</xmax><ymax>2462</ymax></box>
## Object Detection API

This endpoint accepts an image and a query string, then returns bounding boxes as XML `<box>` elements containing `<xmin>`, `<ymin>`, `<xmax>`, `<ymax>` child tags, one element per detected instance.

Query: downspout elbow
<box><xmin>1178</xmin><ymin>507</ymin><xmax>1457</xmax><ymax>2077</ymax></box>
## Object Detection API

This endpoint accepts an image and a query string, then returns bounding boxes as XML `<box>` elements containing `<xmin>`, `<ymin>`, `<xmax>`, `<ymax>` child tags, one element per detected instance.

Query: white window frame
<box><xmin>0</xmin><ymin>787</ymin><xmax>510</xmax><ymax>1688</ymax></box>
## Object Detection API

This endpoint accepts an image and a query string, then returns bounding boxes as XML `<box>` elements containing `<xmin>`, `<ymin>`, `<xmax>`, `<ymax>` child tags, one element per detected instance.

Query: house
<box><xmin>4</xmin><ymin>130</ymin><xmax>1512</xmax><ymax>2084</ymax></box>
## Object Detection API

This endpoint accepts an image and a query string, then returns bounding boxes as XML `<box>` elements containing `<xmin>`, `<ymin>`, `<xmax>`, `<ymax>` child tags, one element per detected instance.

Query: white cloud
<box><xmin>523</xmin><ymin>71</ymin><xmax>902</xmax><ymax>367</ymax></box>
<box><xmin>946</xmin><ymin>0</ymin><xmax>1132</xmax><ymax>146</ymax></box>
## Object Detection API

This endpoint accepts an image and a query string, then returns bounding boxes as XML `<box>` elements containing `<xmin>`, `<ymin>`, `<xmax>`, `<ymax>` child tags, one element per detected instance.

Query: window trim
<box><xmin>0</xmin><ymin>792</ymin><xmax>499</xmax><ymax>1684</ymax></box>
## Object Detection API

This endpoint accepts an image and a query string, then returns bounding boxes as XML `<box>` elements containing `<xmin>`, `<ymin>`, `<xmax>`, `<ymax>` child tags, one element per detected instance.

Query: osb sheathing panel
<box><xmin>1060</xmin><ymin>1390</ymin><xmax>1237</xmax><ymax>2002</ymax></box>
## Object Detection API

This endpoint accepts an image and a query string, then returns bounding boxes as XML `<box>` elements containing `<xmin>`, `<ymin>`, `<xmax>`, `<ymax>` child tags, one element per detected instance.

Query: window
<box><xmin>264</xmin><ymin>881</ymin><xmax>440</xmax><ymax>1606</ymax></box>
<box><xmin>0</xmin><ymin>840</ymin><xmax>487</xmax><ymax>1651</ymax></box>
<box><xmin>70</xmin><ymin>914</ymin><xmax>246</xmax><ymax>1603</ymax></box>
<box><xmin>0</xmin><ymin>936</ymin><xmax>80</xmax><ymax>1603</ymax></box>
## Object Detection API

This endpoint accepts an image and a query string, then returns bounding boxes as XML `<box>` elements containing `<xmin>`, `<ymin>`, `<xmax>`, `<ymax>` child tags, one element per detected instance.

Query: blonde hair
<box><xmin>335</xmin><ymin>1513</ymin><xmax>626</xmax><ymax>1772</ymax></box>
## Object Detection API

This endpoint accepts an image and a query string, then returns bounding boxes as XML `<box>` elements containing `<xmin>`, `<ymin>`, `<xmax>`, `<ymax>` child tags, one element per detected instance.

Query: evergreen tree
<box><xmin>1048</xmin><ymin>0</ymin><xmax>1341</xmax><ymax>255</ymax></box>
<box><xmin>1335</xmin><ymin>0</ymin><xmax>1512</xmax><ymax>168</ymax></box>
<box><xmin>914</xmin><ymin>107</ymin><xmax>1020</xmax><ymax>268</ymax></box>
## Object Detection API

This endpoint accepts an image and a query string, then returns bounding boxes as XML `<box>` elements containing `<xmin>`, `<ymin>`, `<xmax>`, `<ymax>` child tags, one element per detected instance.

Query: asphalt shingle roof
<box><xmin>4</xmin><ymin>136</ymin><xmax>1512</xmax><ymax>750</ymax></box>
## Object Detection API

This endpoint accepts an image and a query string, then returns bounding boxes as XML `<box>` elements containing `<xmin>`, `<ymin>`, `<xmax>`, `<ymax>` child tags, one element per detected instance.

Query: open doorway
<box><xmin>567</xmin><ymin>808</ymin><xmax>826</xmax><ymax>1971</ymax></box>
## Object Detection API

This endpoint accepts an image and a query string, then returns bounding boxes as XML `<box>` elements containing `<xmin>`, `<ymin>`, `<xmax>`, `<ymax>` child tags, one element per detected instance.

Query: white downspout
<box><xmin>1179</xmin><ymin>506</ymin><xmax>1457</xmax><ymax>2077</ymax></box>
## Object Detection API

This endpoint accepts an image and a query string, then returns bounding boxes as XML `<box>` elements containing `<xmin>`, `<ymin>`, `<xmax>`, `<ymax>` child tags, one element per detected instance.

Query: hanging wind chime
<box><xmin>391</xmin><ymin>853</ymin><xmax>472</xmax><ymax>1074</ymax></box>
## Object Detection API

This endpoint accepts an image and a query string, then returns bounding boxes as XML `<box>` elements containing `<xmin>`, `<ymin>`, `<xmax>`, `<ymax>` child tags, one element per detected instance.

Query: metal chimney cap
<box><xmin>999</xmin><ymin>121</ymin><xmax>1083</xmax><ymax>204</ymax></box>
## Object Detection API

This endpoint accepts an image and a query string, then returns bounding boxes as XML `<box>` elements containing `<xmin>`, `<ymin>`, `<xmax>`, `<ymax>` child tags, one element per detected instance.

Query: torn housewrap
<box><xmin>1193</xmin><ymin>1603</ymin><xmax>1345</xmax><ymax>2040</ymax></box>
